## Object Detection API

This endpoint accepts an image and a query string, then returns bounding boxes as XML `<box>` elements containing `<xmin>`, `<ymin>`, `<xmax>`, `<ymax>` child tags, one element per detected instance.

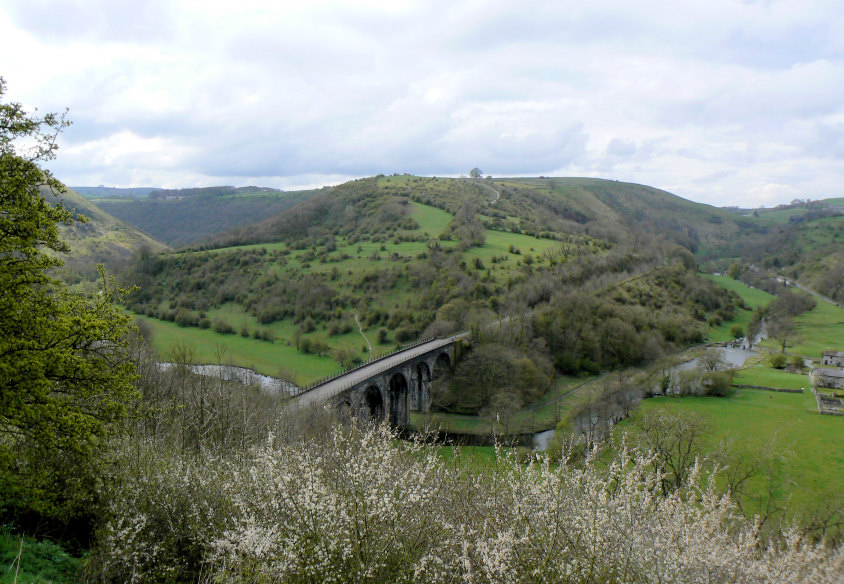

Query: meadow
<box><xmin>627</xmin><ymin>366</ymin><xmax>843</xmax><ymax>519</ymax></box>
<box><xmin>618</xmin><ymin>275</ymin><xmax>844</xmax><ymax>523</ymax></box>
<box><xmin>702</xmin><ymin>274</ymin><xmax>774</xmax><ymax>342</ymax></box>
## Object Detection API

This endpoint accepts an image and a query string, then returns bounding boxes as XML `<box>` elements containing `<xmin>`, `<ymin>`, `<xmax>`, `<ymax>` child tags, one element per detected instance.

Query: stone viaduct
<box><xmin>288</xmin><ymin>334</ymin><xmax>468</xmax><ymax>427</ymax></box>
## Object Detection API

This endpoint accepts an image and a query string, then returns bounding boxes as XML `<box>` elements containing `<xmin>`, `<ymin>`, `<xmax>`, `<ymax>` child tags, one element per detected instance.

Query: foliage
<box><xmin>770</xmin><ymin>353</ymin><xmax>788</xmax><ymax>369</ymax></box>
<box><xmin>435</xmin><ymin>341</ymin><xmax>552</xmax><ymax>416</ymax></box>
<box><xmin>631</xmin><ymin>409</ymin><xmax>709</xmax><ymax>495</ymax></box>
<box><xmin>96</xmin><ymin>187</ymin><xmax>311</xmax><ymax>246</ymax></box>
<box><xmin>532</xmin><ymin>263</ymin><xmax>731</xmax><ymax>375</ymax></box>
<box><xmin>0</xmin><ymin>529</ymin><xmax>81</xmax><ymax>583</ymax></box>
<box><xmin>767</xmin><ymin>313</ymin><xmax>798</xmax><ymax>353</ymax></box>
<box><xmin>87</xmin><ymin>422</ymin><xmax>844</xmax><ymax>583</ymax></box>
<box><xmin>0</xmin><ymin>79</ymin><xmax>137</xmax><ymax>528</ymax></box>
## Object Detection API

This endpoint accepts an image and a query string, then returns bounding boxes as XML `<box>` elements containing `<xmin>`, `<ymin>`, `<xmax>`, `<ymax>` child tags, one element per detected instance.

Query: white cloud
<box><xmin>1</xmin><ymin>0</ymin><xmax>843</xmax><ymax>206</ymax></box>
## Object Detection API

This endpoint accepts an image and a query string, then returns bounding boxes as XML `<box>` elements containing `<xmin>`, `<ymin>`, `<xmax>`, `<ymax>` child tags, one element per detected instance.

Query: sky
<box><xmin>1</xmin><ymin>0</ymin><xmax>843</xmax><ymax>208</ymax></box>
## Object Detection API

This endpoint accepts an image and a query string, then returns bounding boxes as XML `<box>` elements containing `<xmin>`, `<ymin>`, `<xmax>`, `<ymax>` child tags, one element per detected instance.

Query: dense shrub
<box><xmin>88</xmin><ymin>424</ymin><xmax>844</xmax><ymax>583</ymax></box>
<box><xmin>212</xmin><ymin>318</ymin><xmax>235</xmax><ymax>335</ymax></box>
<box><xmin>770</xmin><ymin>354</ymin><xmax>788</xmax><ymax>369</ymax></box>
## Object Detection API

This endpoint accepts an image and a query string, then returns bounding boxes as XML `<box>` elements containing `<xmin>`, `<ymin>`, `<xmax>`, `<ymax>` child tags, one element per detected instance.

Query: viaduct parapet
<box><xmin>288</xmin><ymin>335</ymin><xmax>467</xmax><ymax>426</ymax></box>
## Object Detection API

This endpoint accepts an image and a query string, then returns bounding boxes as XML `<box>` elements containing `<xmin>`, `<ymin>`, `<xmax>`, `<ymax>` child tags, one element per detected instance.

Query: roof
<box><xmin>813</xmin><ymin>368</ymin><xmax>844</xmax><ymax>378</ymax></box>
<box><xmin>822</xmin><ymin>350</ymin><xmax>844</xmax><ymax>358</ymax></box>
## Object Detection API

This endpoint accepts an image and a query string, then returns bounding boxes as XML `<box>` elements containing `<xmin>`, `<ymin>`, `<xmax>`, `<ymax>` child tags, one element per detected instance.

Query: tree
<box><xmin>0</xmin><ymin>78</ymin><xmax>136</xmax><ymax>465</ymax></box>
<box><xmin>632</xmin><ymin>409</ymin><xmax>709</xmax><ymax>495</ymax></box>
<box><xmin>727</xmin><ymin>261</ymin><xmax>742</xmax><ymax>279</ymax></box>
<box><xmin>767</xmin><ymin>313</ymin><xmax>797</xmax><ymax>353</ymax></box>
<box><xmin>469</xmin><ymin>167</ymin><xmax>482</xmax><ymax>179</ymax></box>
<box><xmin>698</xmin><ymin>347</ymin><xmax>726</xmax><ymax>372</ymax></box>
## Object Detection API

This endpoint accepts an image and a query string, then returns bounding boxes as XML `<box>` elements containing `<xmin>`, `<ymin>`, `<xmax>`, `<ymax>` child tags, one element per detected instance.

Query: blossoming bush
<box><xmin>88</xmin><ymin>423</ymin><xmax>843</xmax><ymax>583</ymax></box>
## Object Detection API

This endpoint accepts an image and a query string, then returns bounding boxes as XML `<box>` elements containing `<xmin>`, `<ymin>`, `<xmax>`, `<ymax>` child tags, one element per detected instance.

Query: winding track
<box><xmin>353</xmin><ymin>313</ymin><xmax>373</xmax><ymax>360</ymax></box>
<box><xmin>472</xmin><ymin>181</ymin><xmax>500</xmax><ymax>205</ymax></box>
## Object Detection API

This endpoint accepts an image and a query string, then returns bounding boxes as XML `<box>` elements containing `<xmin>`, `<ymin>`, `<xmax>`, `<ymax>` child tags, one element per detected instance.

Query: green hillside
<box><xmin>124</xmin><ymin>176</ymin><xmax>742</xmax><ymax>404</ymax></box>
<box><xmin>206</xmin><ymin>175</ymin><xmax>749</xmax><ymax>257</ymax></box>
<box><xmin>44</xmin><ymin>185</ymin><xmax>168</xmax><ymax>284</ymax></box>
<box><xmin>94</xmin><ymin>186</ymin><xmax>316</xmax><ymax>246</ymax></box>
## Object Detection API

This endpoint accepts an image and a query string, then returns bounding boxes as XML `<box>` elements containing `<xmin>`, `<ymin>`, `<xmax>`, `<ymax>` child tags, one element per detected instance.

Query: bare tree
<box><xmin>768</xmin><ymin>313</ymin><xmax>798</xmax><ymax>353</ymax></box>
<box><xmin>698</xmin><ymin>348</ymin><xmax>726</xmax><ymax>372</ymax></box>
<box><xmin>633</xmin><ymin>409</ymin><xmax>709</xmax><ymax>495</ymax></box>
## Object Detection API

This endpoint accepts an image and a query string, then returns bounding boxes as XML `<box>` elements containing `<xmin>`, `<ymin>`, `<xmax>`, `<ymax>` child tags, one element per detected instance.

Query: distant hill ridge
<box><xmin>201</xmin><ymin>175</ymin><xmax>743</xmax><ymax>255</ymax></box>
<box><xmin>44</xmin><ymin>185</ymin><xmax>169</xmax><ymax>284</ymax></box>
<box><xmin>90</xmin><ymin>185</ymin><xmax>314</xmax><ymax>247</ymax></box>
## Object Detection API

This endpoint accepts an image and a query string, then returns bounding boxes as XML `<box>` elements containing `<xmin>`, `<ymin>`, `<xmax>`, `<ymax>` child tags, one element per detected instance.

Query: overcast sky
<box><xmin>2</xmin><ymin>0</ymin><xmax>843</xmax><ymax>207</ymax></box>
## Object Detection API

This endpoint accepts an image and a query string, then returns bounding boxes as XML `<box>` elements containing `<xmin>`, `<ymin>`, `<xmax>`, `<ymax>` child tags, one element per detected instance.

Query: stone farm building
<box><xmin>811</xmin><ymin>368</ymin><xmax>844</xmax><ymax>391</ymax></box>
<box><xmin>822</xmin><ymin>350</ymin><xmax>844</xmax><ymax>367</ymax></box>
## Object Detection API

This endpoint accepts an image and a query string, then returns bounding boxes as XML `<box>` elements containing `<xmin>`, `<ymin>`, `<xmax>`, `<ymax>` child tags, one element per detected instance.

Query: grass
<box><xmin>704</xmin><ymin>274</ymin><xmax>775</xmax><ymax>342</ymax></box>
<box><xmin>787</xmin><ymin>299</ymin><xmax>844</xmax><ymax>357</ymax></box>
<box><xmin>625</xmin><ymin>380</ymin><xmax>843</xmax><ymax>518</ymax></box>
<box><xmin>705</xmin><ymin>274</ymin><xmax>775</xmax><ymax>310</ymax></box>
<box><xmin>436</xmin><ymin>445</ymin><xmax>500</xmax><ymax>470</ymax></box>
<box><xmin>705</xmin><ymin>273</ymin><xmax>844</xmax><ymax>359</ymax></box>
<box><xmin>0</xmin><ymin>530</ymin><xmax>80</xmax><ymax>584</ymax></box>
<box><xmin>135</xmin><ymin>315</ymin><xmax>340</xmax><ymax>384</ymax></box>
<box><xmin>462</xmin><ymin>229</ymin><xmax>566</xmax><ymax>275</ymax></box>
<box><xmin>733</xmin><ymin>363</ymin><xmax>809</xmax><ymax>390</ymax></box>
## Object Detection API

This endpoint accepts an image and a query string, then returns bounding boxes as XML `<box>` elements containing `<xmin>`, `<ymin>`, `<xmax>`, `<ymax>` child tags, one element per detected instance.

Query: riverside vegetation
<box><xmin>3</xmin><ymin>80</ymin><xmax>844</xmax><ymax>581</ymax></box>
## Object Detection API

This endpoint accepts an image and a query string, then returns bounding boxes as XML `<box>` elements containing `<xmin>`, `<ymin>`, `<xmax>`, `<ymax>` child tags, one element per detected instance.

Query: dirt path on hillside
<box><xmin>354</xmin><ymin>313</ymin><xmax>373</xmax><ymax>360</ymax></box>
<box><xmin>472</xmin><ymin>181</ymin><xmax>500</xmax><ymax>205</ymax></box>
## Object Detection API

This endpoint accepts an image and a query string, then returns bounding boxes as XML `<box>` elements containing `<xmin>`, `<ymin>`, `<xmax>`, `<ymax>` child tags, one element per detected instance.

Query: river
<box><xmin>157</xmin><ymin>362</ymin><xmax>300</xmax><ymax>396</ymax></box>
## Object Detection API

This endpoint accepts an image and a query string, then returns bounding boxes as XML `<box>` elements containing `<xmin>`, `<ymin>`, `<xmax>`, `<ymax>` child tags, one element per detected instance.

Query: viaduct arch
<box><xmin>290</xmin><ymin>336</ymin><xmax>464</xmax><ymax>427</ymax></box>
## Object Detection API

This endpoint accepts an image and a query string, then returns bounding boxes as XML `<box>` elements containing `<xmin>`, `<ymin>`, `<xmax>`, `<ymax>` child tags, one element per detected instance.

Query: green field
<box><xmin>704</xmin><ymin>274</ymin><xmax>775</xmax><ymax>342</ymax></box>
<box><xmin>705</xmin><ymin>274</ymin><xmax>844</xmax><ymax>357</ymax></box>
<box><xmin>611</xmin><ymin>353</ymin><xmax>843</xmax><ymax>530</ymax></box>
<box><xmin>785</xmin><ymin>299</ymin><xmax>844</xmax><ymax>357</ymax></box>
<box><xmin>607</xmin><ymin>275</ymin><xmax>844</xmax><ymax>523</ymax></box>
<box><xmin>136</xmin><ymin>315</ymin><xmax>339</xmax><ymax>383</ymax></box>
<box><xmin>626</xmin><ymin>372</ymin><xmax>843</xmax><ymax>518</ymax></box>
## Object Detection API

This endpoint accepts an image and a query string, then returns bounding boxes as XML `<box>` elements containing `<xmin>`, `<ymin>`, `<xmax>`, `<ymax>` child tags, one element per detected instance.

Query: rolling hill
<box><xmin>44</xmin><ymin>185</ymin><xmax>169</xmax><ymax>285</ymax></box>
<box><xmin>122</xmin><ymin>175</ymin><xmax>745</xmax><ymax>393</ymax></box>
<box><xmin>91</xmin><ymin>185</ymin><xmax>318</xmax><ymax>246</ymax></box>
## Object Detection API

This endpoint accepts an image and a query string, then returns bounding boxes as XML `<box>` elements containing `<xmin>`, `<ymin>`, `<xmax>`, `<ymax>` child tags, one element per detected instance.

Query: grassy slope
<box><xmin>628</xmin><ymin>372</ymin><xmax>843</xmax><ymax>517</ymax></box>
<box><xmin>780</xmin><ymin>299</ymin><xmax>844</xmax><ymax>357</ymax></box>
<box><xmin>138</xmin><ymin>202</ymin><xmax>573</xmax><ymax>384</ymax></box>
<box><xmin>702</xmin><ymin>274</ymin><xmax>775</xmax><ymax>342</ymax></box>
<box><xmin>618</xmin><ymin>273</ymin><xmax>844</xmax><ymax>518</ymax></box>
<box><xmin>96</xmin><ymin>189</ymin><xmax>315</xmax><ymax>247</ymax></box>
<box><xmin>47</xmin><ymin>186</ymin><xmax>168</xmax><ymax>283</ymax></box>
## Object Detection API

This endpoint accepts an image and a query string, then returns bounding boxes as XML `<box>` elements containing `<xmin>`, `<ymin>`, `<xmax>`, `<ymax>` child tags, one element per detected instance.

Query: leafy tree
<box><xmin>727</xmin><ymin>261</ymin><xmax>742</xmax><ymax>279</ymax></box>
<box><xmin>0</xmin><ymin>79</ymin><xmax>136</xmax><ymax>519</ymax></box>
<box><xmin>468</xmin><ymin>167</ymin><xmax>482</xmax><ymax>179</ymax></box>
<box><xmin>729</xmin><ymin>324</ymin><xmax>744</xmax><ymax>339</ymax></box>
